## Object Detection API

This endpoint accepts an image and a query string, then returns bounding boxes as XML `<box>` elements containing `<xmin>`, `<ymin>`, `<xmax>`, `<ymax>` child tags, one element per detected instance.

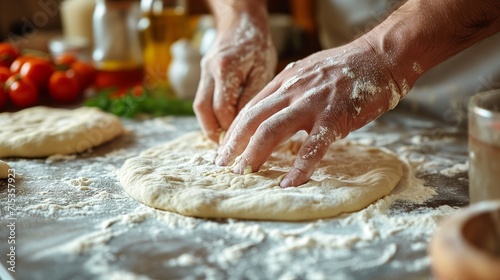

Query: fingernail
<box><xmin>280</xmin><ymin>177</ymin><xmax>292</xmax><ymax>188</ymax></box>
<box><xmin>232</xmin><ymin>163</ymin><xmax>242</xmax><ymax>174</ymax></box>
<box><xmin>215</xmin><ymin>150</ymin><xmax>227</xmax><ymax>166</ymax></box>
<box><xmin>215</xmin><ymin>155</ymin><xmax>227</xmax><ymax>166</ymax></box>
<box><xmin>232</xmin><ymin>161</ymin><xmax>251</xmax><ymax>175</ymax></box>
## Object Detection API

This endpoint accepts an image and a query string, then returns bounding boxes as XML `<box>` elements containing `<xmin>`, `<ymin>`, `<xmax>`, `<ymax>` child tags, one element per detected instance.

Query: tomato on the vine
<box><xmin>0</xmin><ymin>82</ymin><xmax>7</xmax><ymax>108</ymax></box>
<box><xmin>0</xmin><ymin>67</ymin><xmax>10</xmax><ymax>83</ymax></box>
<box><xmin>0</xmin><ymin>43</ymin><xmax>19</xmax><ymax>68</ymax></box>
<box><xmin>48</xmin><ymin>70</ymin><xmax>80</xmax><ymax>103</ymax></box>
<box><xmin>6</xmin><ymin>75</ymin><xmax>39</xmax><ymax>108</ymax></box>
<box><xmin>71</xmin><ymin>61</ymin><xmax>95</xmax><ymax>90</ymax></box>
<box><xmin>131</xmin><ymin>85</ymin><xmax>144</xmax><ymax>97</ymax></box>
<box><xmin>54</xmin><ymin>53</ymin><xmax>77</xmax><ymax>67</ymax></box>
<box><xmin>0</xmin><ymin>67</ymin><xmax>10</xmax><ymax>108</ymax></box>
<box><xmin>10</xmin><ymin>56</ymin><xmax>31</xmax><ymax>74</ymax></box>
<box><xmin>20</xmin><ymin>60</ymin><xmax>54</xmax><ymax>88</ymax></box>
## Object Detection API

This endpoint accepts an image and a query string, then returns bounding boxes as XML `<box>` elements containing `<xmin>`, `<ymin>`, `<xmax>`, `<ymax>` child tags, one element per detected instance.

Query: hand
<box><xmin>193</xmin><ymin>12</ymin><xmax>277</xmax><ymax>142</ymax></box>
<box><xmin>215</xmin><ymin>39</ymin><xmax>411</xmax><ymax>188</ymax></box>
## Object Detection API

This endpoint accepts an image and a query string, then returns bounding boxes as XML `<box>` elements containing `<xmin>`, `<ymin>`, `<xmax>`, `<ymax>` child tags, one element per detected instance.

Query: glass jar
<box><xmin>139</xmin><ymin>0</ymin><xmax>188</xmax><ymax>90</ymax></box>
<box><xmin>93</xmin><ymin>0</ymin><xmax>144</xmax><ymax>88</ymax></box>
<box><xmin>469</xmin><ymin>90</ymin><xmax>500</xmax><ymax>203</ymax></box>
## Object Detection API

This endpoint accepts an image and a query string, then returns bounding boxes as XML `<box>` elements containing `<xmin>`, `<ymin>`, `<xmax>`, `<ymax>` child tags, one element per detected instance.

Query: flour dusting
<box><xmin>0</xmin><ymin>115</ymin><xmax>467</xmax><ymax>279</ymax></box>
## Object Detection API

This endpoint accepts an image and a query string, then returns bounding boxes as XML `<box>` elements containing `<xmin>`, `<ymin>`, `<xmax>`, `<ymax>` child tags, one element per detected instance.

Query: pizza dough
<box><xmin>0</xmin><ymin>160</ymin><xmax>10</xmax><ymax>179</ymax></box>
<box><xmin>0</xmin><ymin>106</ymin><xmax>124</xmax><ymax>158</ymax></box>
<box><xmin>119</xmin><ymin>131</ymin><xmax>404</xmax><ymax>221</ymax></box>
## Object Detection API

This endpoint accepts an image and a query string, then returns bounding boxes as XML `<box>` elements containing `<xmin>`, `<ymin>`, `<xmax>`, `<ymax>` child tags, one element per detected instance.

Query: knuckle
<box><xmin>254</xmin><ymin>119</ymin><xmax>276</xmax><ymax>141</ymax></box>
<box><xmin>200</xmin><ymin>56</ymin><xmax>211</xmax><ymax>70</ymax></box>
<box><xmin>212</xmin><ymin>98</ymin><xmax>232</xmax><ymax>114</ymax></box>
<box><xmin>193</xmin><ymin>97</ymin><xmax>209</xmax><ymax>113</ymax></box>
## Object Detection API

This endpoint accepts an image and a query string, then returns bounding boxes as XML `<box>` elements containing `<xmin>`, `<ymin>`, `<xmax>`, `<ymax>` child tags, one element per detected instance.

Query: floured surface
<box><xmin>0</xmin><ymin>106</ymin><xmax>124</xmax><ymax>158</ymax></box>
<box><xmin>119</xmin><ymin>132</ymin><xmax>403</xmax><ymax>221</ymax></box>
<box><xmin>0</xmin><ymin>112</ymin><xmax>469</xmax><ymax>280</ymax></box>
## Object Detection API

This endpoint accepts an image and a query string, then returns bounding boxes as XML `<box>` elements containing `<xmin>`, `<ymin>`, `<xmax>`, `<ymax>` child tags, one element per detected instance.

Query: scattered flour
<box><xmin>3</xmin><ymin>115</ymin><xmax>467</xmax><ymax>279</ymax></box>
<box><xmin>68</xmin><ymin>177</ymin><xmax>94</xmax><ymax>190</ymax></box>
<box><xmin>46</xmin><ymin>154</ymin><xmax>77</xmax><ymax>163</ymax></box>
<box><xmin>440</xmin><ymin>161</ymin><xmax>469</xmax><ymax>177</ymax></box>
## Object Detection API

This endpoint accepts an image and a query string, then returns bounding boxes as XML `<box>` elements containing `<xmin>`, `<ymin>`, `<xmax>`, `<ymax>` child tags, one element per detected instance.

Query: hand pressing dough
<box><xmin>0</xmin><ymin>106</ymin><xmax>124</xmax><ymax>158</ymax></box>
<box><xmin>0</xmin><ymin>160</ymin><xmax>10</xmax><ymax>179</ymax></box>
<box><xmin>119</xmin><ymin>131</ymin><xmax>404</xmax><ymax>221</ymax></box>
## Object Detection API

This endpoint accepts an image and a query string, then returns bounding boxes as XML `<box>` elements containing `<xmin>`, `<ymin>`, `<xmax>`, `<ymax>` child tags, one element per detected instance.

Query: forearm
<box><xmin>363</xmin><ymin>0</ymin><xmax>500</xmax><ymax>89</ymax></box>
<box><xmin>205</xmin><ymin>0</ymin><xmax>268</xmax><ymax>30</ymax></box>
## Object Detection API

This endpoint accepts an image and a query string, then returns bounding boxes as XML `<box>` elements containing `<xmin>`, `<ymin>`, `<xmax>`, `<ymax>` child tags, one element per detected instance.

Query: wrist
<box><xmin>360</xmin><ymin>10</ymin><xmax>424</xmax><ymax>94</ymax></box>
<box><xmin>207</xmin><ymin>0</ymin><xmax>269</xmax><ymax>30</ymax></box>
<box><xmin>361</xmin><ymin>0</ymin><xmax>500</xmax><ymax>93</ymax></box>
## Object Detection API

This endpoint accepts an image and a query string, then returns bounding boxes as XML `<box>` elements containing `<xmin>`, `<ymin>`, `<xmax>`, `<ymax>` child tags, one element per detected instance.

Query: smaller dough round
<box><xmin>119</xmin><ymin>131</ymin><xmax>404</xmax><ymax>221</ymax></box>
<box><xmin>0</xmin><ymin>106</ymin><xmax>124</xmax><ymax>158</ymax></box>
<box><xmin>0</xmin><ymin>160</ymin><xmax>10</xmax><ymax>179</ymax></box>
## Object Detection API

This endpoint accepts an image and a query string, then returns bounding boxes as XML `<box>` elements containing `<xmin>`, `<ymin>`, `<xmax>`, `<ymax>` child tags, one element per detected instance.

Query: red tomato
<box><xmin>0</xmin><ymin>67</ymin><xmax>10</xmax><ymax>83</ymax></box>
<box><xmin>71</xmin><ymin>61</ymin><xmax>95</xmax><ymax>90</ymax></box>
<box><xmin>7</xmin><ymin>75</ymin><xmax>39</xmax><ymax>108</ymax></box>
<box><xmin>109</xmin><ymin>88</ymin><xmax>127</xmax><ymax>100</ymax></box>
<box><xmin>10</xmin><ymin>56</ymin><xmax>31</xmax><ymax>74</ymax></box>
<box><xmin>20</xmin><ymin>60</ymin><xmax>54</xmax><ymax>88</ymax></box>
<box><xmin>48</xmin><ymin>70</ymin><xmax>80</xmax><ymax>103</ymax></box>
<box><xmin>10</xmin><ymin>56</ymin><xmax>49</xmax><ymax>74</ymax></box>
<box><xmin>131</xmin><ymin>85</ymin><xmax>144</xmax><ymax>97</ymax></box>
<box><xmin>54</xmin><ymin>53</ymin><xmax>77</xmax><ymax>67</ymax></box>
<box><xmin>0</xmin><ymin>43</ymin><xmax>19</xmax><ymax>68</ymax></box>
<box><xmin>0</xmin><ymin>84</ymin><xmax>7</xmax><ymax>108</ymax></box>
<box><xmin>0</xmin><ymin>67</ymin><xmax>10</xmax><ymax>108</ymax></box>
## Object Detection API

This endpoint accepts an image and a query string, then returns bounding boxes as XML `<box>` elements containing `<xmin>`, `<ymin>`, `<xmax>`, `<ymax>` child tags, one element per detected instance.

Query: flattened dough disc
<box><xmin>0</xmin><ymin>106</ymin><xmax>124</xmax><ymax>158</ymax></box>
<box><xmin>119</xmin><ymin>131</ymin><xmax>403</xmax><ymax>221</ymax></box>
<box><xmin>0</xmin><ymin>160</ymin><xmax>10</xmax><ymax>179</ymax></box>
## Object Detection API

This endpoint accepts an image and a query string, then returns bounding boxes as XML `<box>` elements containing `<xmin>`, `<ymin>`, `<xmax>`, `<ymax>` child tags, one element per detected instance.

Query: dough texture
<box><xmin>0</xmin><ymin>106</ymin><xmax>124</xmax><ymax>158</ymax></box>
<box><xmin>119</xmin><ymin>132</ymin><xmax>404</xmax><ymax>221</ymax></box>
<box><xmin>0</xmin><ymin>160</ymin><xmax>10</xmax><ymax>179</ymax></box>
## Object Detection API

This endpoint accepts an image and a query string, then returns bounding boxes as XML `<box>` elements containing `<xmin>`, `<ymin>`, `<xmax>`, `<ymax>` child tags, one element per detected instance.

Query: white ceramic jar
<box><xmin>168</xmin><ymin>39</ymin><xmax>201</xmax><ymax>100</ymax></box>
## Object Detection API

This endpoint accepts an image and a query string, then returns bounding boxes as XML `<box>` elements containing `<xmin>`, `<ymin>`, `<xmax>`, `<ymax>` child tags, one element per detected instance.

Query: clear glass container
<box><xmin>469</xmin><ymin>89</ymin><xmax>500</xmax><ymax>203</ymax></box>
<box><xmin>93</xmin><ymin>0</ymin><xmax>144</xmax><ymax>88</ymax></box>
<box><xmin>139</xmin><ymin>0</ymin><xmax>188</xmax><ymax>90</ymax></box>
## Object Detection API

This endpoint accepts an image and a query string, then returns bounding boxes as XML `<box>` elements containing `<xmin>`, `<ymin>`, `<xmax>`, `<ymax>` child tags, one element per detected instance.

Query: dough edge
<box><xmin>118</xmin><ymin>131</ymin><xmax>404</xmax><ymax>221</ymax></box>
<box><xmin>0</xmin><ymin>106</ymin><xmax>124</xmax><ymax>158</ymax></box>
<box><xmin>0</xmin><ymin>160</ymin><xmax>10</xmax><ymax>179</ymax></box>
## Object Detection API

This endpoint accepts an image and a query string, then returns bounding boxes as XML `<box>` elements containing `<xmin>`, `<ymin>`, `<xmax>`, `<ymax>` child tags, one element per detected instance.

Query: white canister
<box><xmin>168</xmin><ymin>39</ymin><xmax>201</xmax><ymax>100</ymax></box>
<box><xmin>60</xmin><ymin>0</ymin><xmax>96</xmax><ymax>47</ymax></box>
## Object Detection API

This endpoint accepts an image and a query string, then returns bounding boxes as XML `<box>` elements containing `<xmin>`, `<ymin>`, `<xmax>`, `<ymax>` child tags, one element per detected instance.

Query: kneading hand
<box><xmin>215</xmin><ymin>39</ymin><xmax>411</xmax><ymax>188</ymax></box>
<box><xmin>193</xmin><ymin>8</ymin><xmax>277</xmax><ymax>142</ymax></box>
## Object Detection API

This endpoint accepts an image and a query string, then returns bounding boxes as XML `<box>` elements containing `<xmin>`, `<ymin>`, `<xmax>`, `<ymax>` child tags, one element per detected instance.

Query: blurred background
<box><xmin>1</xmin><ymin>0</ymin><xmax>499</xmax><ymax>123</ymax></box>
<box><xmin>0</xmin><ymin>0</ymin><xmax>318</xmax><ymax>66</ymax></box>
<box><xmin>0</xmin><ymin>0</ymin><xmax>319</xmax><ymax>115</ymax></box>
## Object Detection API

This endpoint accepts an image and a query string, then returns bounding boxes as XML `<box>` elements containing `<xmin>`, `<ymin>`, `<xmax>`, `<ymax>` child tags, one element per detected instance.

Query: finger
<box><xmin>236</xmin><ymin>69</ymin><xmax>271</xmax><ymax>112</ymax></box>
<box><xmin>231</xmin><ymin>106</ymin><xmax>307</xmax><ymax>175</ymax></box>
<box><xmin>212</xmin><ymin>69</ymin><xmax>244</xmax><ymax>130</ymax></box>
<box><xmin>193</xmin><ymin>72</ymin><xmax>219</xmax><ymax>142</ymax></box>
<box><xmin>280</xmin><ymin>124</ymin><xmax>339</xmax><ymax>188</ymax></box>
<box><xmin>217</xmin><ymin>74</ymin><xmax>298</xmax><ymax>158</ymax></box>
<box><xmin>215</xmin><ymin>93</ymin><xmax>289</xmax><ymax>166</ymax></box>
<box><xmin>219</xmin><ymin>79</ymin><xmax>282</xmax><ymax>148</ymax></box>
